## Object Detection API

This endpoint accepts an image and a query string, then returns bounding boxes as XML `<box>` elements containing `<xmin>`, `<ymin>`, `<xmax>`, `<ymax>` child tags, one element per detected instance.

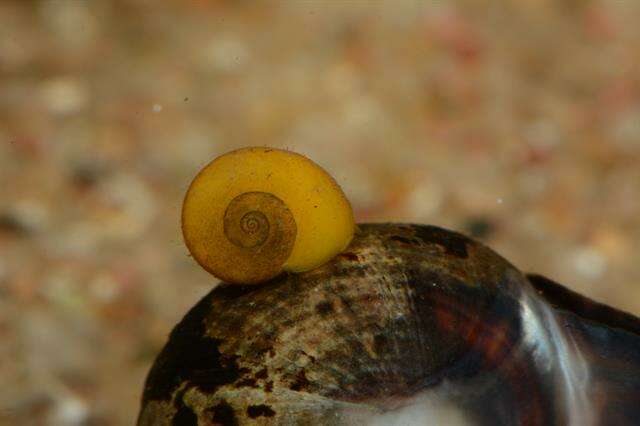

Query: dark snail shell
<box><xmin>138</xmin><ymin>224</ymin><xmax>640</xmax><ymax>426</ymax></box>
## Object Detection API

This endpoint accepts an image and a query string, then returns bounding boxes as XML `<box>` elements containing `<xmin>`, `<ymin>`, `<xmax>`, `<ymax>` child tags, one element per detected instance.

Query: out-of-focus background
<box><xmin>1</xmin><ymin>1</ymin><xmax>639</xmax><ymax>424</ymax></box>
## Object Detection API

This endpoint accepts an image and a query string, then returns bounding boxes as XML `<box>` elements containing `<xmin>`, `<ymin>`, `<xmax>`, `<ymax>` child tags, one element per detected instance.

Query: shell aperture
<box><xmin>181</xmin><ymin>147</ymin><xmax>355</xmax><ymax>284</ymax></box>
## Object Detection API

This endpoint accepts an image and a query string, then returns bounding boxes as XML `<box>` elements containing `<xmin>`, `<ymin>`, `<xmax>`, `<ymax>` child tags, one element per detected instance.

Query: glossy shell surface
<box><xmin>138</xmin><ymin>224</ymin><xmax>640</xmax><ymax>425</ymax></box>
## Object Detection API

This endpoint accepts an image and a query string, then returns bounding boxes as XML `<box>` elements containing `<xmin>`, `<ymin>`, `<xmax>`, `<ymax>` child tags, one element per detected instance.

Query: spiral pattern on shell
<box><xmin>221</xmin><ymin>191</ymin><xmax>297</xmax><ymax>282</ymax></box>
<box><xmin>238</xmin><ymin>212</ymin><xmax>267</xmax><ymax>244</ymax></box>
<box><xmin>225</xmin><ymin>194</ymin><xmax>273</xmax><ymax>249</ymax></box>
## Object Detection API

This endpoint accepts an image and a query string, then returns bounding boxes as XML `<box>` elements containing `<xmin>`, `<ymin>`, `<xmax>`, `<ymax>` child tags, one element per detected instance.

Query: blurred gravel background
<box><xmin>1</xmin><ymin>1</ymin><xmax>639</xmax><ymax>424</ymax></box>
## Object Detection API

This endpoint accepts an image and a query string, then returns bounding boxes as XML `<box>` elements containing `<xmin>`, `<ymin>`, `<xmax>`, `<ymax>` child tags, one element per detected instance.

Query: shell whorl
<box><xmin>222</xmin><ymin>192</ymin><xmax>297</xmax><ymax>280</ymax></box>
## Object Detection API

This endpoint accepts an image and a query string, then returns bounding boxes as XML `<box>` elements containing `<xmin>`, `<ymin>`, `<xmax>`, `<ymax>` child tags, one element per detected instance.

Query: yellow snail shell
<box><xmin>181</xmin><ymin>147</ymin><xmax>355</xmax><ymax>284</ymax></box>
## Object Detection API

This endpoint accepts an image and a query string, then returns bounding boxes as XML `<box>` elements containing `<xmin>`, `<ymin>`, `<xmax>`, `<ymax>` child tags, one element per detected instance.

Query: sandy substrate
<box><xmin>1</xmin><ymin>1</ymin><xmax>639</xmax><ymax>424</ymax></box>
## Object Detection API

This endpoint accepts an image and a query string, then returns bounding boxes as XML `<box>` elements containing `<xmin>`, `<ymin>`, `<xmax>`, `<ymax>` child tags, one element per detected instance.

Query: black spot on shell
<box><xmin>172</xmin><ymin>389</ymin><xmax>197</xmax><ymax>426</ymax></box>
<box><xmin>206</xmin><ymin>401</ymin><xmax>238</xmax><ymax>426</ymax></box>
<box><xmin>390</xmin><ymin>235</ymin><xmax>415</xmax><ymax>245</ymax></box>
<box><xmin>315</xmin><ymin>301</ymin><xmax>334</xmax><ymax>316</ymax></box>
<box><xmin>235</xmin><ymin>377</ymin><xmax>258</xmax><ymax>388</ymax></box>
<box><xmin>373</xmin><ymin>334</ymin><xmax>388</xmax><ymax>353</ymax></box>
<box><xmin>172</xmin><ymin>407</ymin><xmax>197</xmax><ymax>426</ymax></box>
<box><xmin>255</xmin><ymin>368</ymin><xmax>268</xmax><ymax>380</ymax></box>
<box><xmin>214</xmin><ymin>283</ymin><xmax>262</xmax><ymax>300</ymax></box>
<box><xmin>236</xmin><ymin>367</ymin><xmax>269</xmax><ymax>389</ymax></box>
<box><xmin>247</xmin><ymin>404</ymin><xmax>276</xmax><ymax>418</ymax></box>
<box><xmin>413</xmin><ymin>226</ymin><xmax>470</xmax><ymax>258</ymax></box>
<box><xmin>141</xmin><ymin>291</ymin><xmax>243</xmax><ymax>403</ymax></box>
<box><xmin>289</xmin><ymin>369</ymin><xmax>311</xmax><ymax>392</ymax></box>
<box><xmin>301</xmin><ymin>351</ymin><xmax>316</xmax><ymax>363</ymax></box>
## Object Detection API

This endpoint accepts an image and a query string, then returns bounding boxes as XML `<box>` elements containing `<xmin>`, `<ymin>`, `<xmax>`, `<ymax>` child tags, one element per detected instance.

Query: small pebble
<box><xmin>571</xmin><ymin>247</ymin><xmax>608</xmax><ymax>280</ymax></box>
<box><xmin>50</xmin><ymin>395</ymin><xmax>89</xmax><ymax>426</ymax></box>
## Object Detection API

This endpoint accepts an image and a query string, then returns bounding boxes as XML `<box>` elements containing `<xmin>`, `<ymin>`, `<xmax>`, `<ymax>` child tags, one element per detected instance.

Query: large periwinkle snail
<box><xmin>139</xmin><ymin>149</ymin><xmax>640</xmax><ymax>425</ymax></box>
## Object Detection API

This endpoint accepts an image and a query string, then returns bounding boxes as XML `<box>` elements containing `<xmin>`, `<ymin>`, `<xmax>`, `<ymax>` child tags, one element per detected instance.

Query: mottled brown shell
<box><xmin>138</xmin><ymin>224</ymin><xmax>640</xmax><ymax>425</ymax></box>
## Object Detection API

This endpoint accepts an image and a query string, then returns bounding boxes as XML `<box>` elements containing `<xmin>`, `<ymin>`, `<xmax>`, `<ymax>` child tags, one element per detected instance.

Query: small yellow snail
<box><xmin>181</xmin><ymin>147</ymin><xmax>355</xmax><ymax>284</ymax></box>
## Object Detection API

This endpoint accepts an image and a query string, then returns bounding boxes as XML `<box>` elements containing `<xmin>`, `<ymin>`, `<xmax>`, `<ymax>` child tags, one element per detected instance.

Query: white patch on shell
<box><xmin>520</xmin><ymin>286</ymin><xmax>593</xmax><ymax>426</ymax></box>
<box><xmin>342</xmin><ymin>391</ymin><xmax>471</xmax><ymax>426</ymax></box>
